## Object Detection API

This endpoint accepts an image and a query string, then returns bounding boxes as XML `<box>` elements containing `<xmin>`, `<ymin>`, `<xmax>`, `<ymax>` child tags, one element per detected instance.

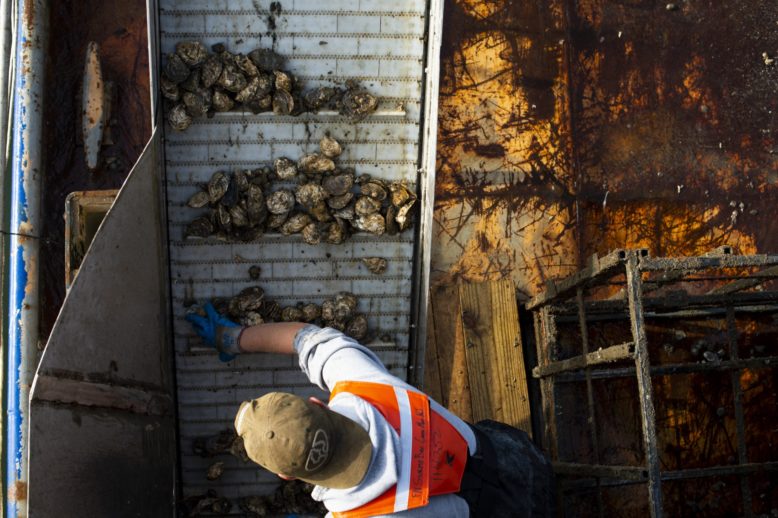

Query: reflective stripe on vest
<box><xmin>329</xmin><ymin>381</ymin><xmax>469</xmax><ymax>518</ymax></box>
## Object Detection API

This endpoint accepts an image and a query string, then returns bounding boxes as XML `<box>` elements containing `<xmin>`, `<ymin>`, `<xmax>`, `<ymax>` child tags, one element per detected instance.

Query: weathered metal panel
<box><xmin>157</xmin><ymin>0</ymin><xmax>441</xmax><ymax>503</ymax></box>
<box><xmin>27</xmin><ymin>130</ymin><xmax>176</xmax><ymax>517</ymax></box>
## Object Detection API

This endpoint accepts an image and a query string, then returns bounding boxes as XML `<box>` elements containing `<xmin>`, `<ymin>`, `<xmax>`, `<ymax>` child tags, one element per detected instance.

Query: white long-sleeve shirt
<box><xmin>293</xmin><ymin>325</ymin><xmax>475</xmax><ymax>517</ymax></box>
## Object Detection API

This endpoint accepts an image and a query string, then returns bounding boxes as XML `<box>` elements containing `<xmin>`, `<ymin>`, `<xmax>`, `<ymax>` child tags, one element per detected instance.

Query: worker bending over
<box><xmin>187</xmin><ymin>303</ymin><xmax>554</xmax><ymax>517</ymax></box>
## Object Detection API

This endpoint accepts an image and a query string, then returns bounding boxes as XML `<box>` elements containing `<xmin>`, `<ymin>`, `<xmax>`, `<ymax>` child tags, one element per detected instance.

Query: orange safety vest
<box><xmin>329</xmin><ymin>381</ymin><xmax>469</xmax><ymax>518</ymax></box>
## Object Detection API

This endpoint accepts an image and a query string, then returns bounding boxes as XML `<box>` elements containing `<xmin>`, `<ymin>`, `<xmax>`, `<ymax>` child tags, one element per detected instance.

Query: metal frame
<box><xmin>528</xmin><ymin>248</ymin><xmax>778</xmax><ymax>518</ymax></box>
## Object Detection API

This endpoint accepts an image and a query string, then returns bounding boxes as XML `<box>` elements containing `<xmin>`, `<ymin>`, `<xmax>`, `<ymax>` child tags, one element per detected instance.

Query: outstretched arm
<box><xmin>237</xmin><ymin>322</ymin><xmax>307</xmax><ymax>355</ymax></box>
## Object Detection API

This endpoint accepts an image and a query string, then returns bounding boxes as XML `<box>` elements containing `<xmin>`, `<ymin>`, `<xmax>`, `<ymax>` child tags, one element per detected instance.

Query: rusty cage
<box><xmin>526</xmin><ymin>248</ymin><xmax>778</xmax><ymax>517</ymax></box>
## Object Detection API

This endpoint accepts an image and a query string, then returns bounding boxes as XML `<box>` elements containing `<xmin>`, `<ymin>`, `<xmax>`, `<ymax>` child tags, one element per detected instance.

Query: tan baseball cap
<box><xmin>234</xmin><ymin>392</ymin><xmax>373</xmax><ymax>489</ymax></box>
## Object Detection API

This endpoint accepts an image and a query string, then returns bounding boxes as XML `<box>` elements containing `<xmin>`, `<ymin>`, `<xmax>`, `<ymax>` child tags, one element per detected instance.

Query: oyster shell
<box><xmin>247</xmin><ymin>94</ymin><xmax>272</xmax><ymax>113</ymax></box>
<box><xmin>362</xmin><ymin>257</ymin><xmax>388</xmax><ymax>274</ymax></box>
<box><xmin>266</xmin><ymin>189</ymin><xmax>296</xmax><ymax>214</ymax></box>
<box><xmin>340</xmin><ymin>88</ymin><xmax>378</xmax><ymax>120</ymax></box>
<box><xmin>235</xmin><ymin>76</ymin><xmax>262</xmax><ymax>104</ymax></box>
<box><xmin>321</xmin><ymin>300</ymin><xmax>336</xmax><ymax>321</ymax></box>
<box><xmin>185</xmin><ymin>217</ymin><xmax>213</xmax><ymax>238</ymax></box>
<box><xmin>234</xmin><ymin>53</ymin><xmax>259</xmax><ymax>77</ymax></box>
<box><xmin>281</xmin><ymin>306</ymin><xmax>304</xmax><ymax>322</ymax></box>
<box><xmin>360</xmin><ymin>181</ymin><xmax>388</xmax><ymax>201</ymax></box>
<box><xmin>389</xmin><ymin>181</ymin><xmax>415</xmax><ymax>207</ymax></box>
<box><xmin>176</xmin><ymin>41</ymin><xmax>208</xmax><ymax>67</ymax></box>
<box><xmin>242</xmin><ymin>312</ymin><xmax>265</xmax><ymax>327</ymax></box>
<box><xmin>355</xmin><ymin>196</ymin><xmax>382</xmax><ymax>216</ymax></box>
<box><xmin>308</xmin><ymin>201</ymin><xmax>332</xmax><ymax>223</ymax></box>
<box><xmin>274</xmin><ymin>157</ymin><xmax>298</xmax><ymax>180</ymax></box>
<box><xmin>334</xmin><ymin>292</ymin><xmax>358</xmax><ymax>321</ymax></box>
<box><xmin>229</xmin><ymin>286</ymin><xmax>265</xmax><ymax>316</ymax></box>
<box><xmin>301</xmin><ymin>303</ymin><xmax>321</xmax><ymax>322</ymax></box>
<box><xmin>355</xmin><ymin>213</ymin><xmax>386</xmax><ymax>235</ymax></box>
<box><xmin>319</xmin><ymin>135</ymin><xmax>342</xmax><ymax>158</ymax></box>
<box><xmin>280</xmin><ymin>212</ymin><xmax>312</xmax><ymax>235</ymax></box>
<box><xmin>301</xmin><ymin>222</ymin><xmax>322</xmax><ymax>245</ymax></box>
<box><xmin>328</xmin><ymin>319</ymin><xmax>347</xmax><ymax>332</ymax></box>
<box><xmin>324</xmin><ymin>221</ymin><xmax>347</xmax><ymax>244</ymax></box>
<box><xmin>216</xmin><ymin>205</ymin><xmax>232</xmax><ymax>232</ymax></box>
<box><xmin>229</xmin><ymin>205</ymin><xmax>249</xmax><ymax>227</ymax></box>
<box><xmin>168</xmin><ymin>103</ymin><xmax>192</xmax><ymax>131</ymax></box>
<box><xmin>326</xmin><ymin>191</ymin><xmax>354</xmax><ymax>210</ymax></box>
<box><xmin>218</xmin><ymin>64</ymin><xmax>248</xmax><ymax>93</ymax></box>
<box><xmin>211</xmin><ymin>90</ymin><xmax>235</xmax><ymax>112</ymax></box>
<box><xmin>182</xmin><ymin>89</ymin><xmax>211</xmax><ymax>117</ymax></box>
<box><xmin>179</xmin><ymin>68</ymin><xmax>201</xmax><ymax>93</ymax></box>
<box><xmin>273</xmin><ymin>70</ymin><xmax>293</xmax><ymax>92</ymax></box>
<box><xmin>160</xmin><ymin>75</ymin><xmax>180</xmax><ymax>101</ymax></box>
<box><xmin>298</xmin><ymin>153</ymin><xmax>335</xmax><ymax>174</ymax></box>
<box><xmin>234</xmin><ymin>169</ymin><xmax>249</xmax><ymax>192</ymax></box>
<box><xmin>332</xmin><ymin>202</ymin><xmax>356</xmax><ymax>220</ymax></box>
<box><xmin>207</xmin><ymin>462</ymin><xmax>225</xmax><ymax>481</ymax></box>
<box><xmin>396</xmin><ymin>199</ymin><xmax>415</xmax><ymax>231</ymax></box>
<box><xmin>164</xmin><ymin>53</ymin><xmax>190</xmax><ymax>84</ymax></box>
<box><xmin>322</xmin><ymin>173</ymin><xmax>353</xmax><ymax>196</ymax></box>
<box><xmin>272</xmin><ymin>89</ymin><xmax>294</xmax><ymax>115</ymax></box>
<box><xmin>248</xmin><ymin>265</ymin><xmax>261</xmax><ymax>280</ymax></box>
<box><xmin>260</xmin><ymin>300</ymin><xmax>282</xmax><ymax>320</ymax></box>
<box><xmin>187</xmin><ymin>191</ymin><xmax>210</xmax><ymax>208</ymax></box>
<box><xmin>295</xmin><ymin>183</ymin><xmax>328</xmax><ymax>208</ymax></box>
<box><xmin>385</xmin><ymin>204</ymin><xmax>399</xmax><ymax>235</ymax></box>
<box><xmin>248</xmin><ymin>48</ymin><xmax>285</xmax><ymax>72</ymax></box>
<box><xmin>345</xmin><ymin>314</ymin><xmax>368</xmax><ymax>340</ymax></box>
<box><xmin>245</xmin><ymin>184</ymin><xmax>267</xmax><ymax>224</ymax></box>
<box><xmin>266</xmin><ymin>211</ymin><xmax>289</xmax><ymax>230</ymax></box>
<box><xmin>303</xmin><ymin>87</ymin><xmax>338</xmax><ymax>110</ymax></box>
<box><xmin>201</xmin><ymin>55</ymin><xmax>223</xmax><ymax>88</ymax></box>
<box><xmin>208</xmin><ymin>172</ymin><xmax>229</xmax><ymax>203</ymax></box>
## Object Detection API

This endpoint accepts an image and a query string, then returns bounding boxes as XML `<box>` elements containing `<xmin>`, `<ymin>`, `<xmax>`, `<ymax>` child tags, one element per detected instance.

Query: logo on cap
<box><xmin>305</xmin><ymin>429</ymin><xmax>330</xmax><ymax>472</ymax></box>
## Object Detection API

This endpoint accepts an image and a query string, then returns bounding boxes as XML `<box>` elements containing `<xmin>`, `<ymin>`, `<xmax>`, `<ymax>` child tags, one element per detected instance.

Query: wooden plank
<box><xmin>423</xmin><ymin>299</ymin><xmax>444</xmax><ymax>403</ymax></box>
<box><xmin>430</xmin><ymin>283</ymin><xmax>473</xmax><ymax>422</ymax></box>
<box><xmin>459</xmin><ymin>280</ymin><xmax>532</xmax><ymax>435</ymax></box>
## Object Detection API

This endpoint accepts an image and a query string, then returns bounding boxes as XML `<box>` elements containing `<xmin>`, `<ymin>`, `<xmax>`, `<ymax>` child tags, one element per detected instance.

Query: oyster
<box><xmin>385</xmin><ymin>205</ymin><xmax>399</xmax><ymax>235</ymax></box>
<box><xmin>319</xmin><ymin>135</ymin><xmax>342</xmax><ymax>158</ymax></box>
<box><xmin>229</xmin><ymin>205</ymin><xmax>249</xmax><ymax>227</ymax></box>
<box><xmin>206</xmin><ymin>461</ymin><xmax>225</xmax><ymax>481</ymax></box>
<box><xmin>280</xmin><ymin>212</ymin><xmax>312</xmax><ymax>235</ymax></box>
<box><xmin>389</xmin><ymin>181</ymin><xmax>415</xmax><ymax>207</ymax></box>
<box><xmin>267</xmin><ymin>211</ymin><xmax>289</xmax><ymax>229</ymax></box>
<box><xmin>332</xmin><ymin>202</ymin><xmax>356</xmax><ymax>220</ymax></box>
<box><xmin>260</xmin><ymin>300</ymin><xmax>282</xmax><ymax>320</ymax></box>
<box><xmin>167</xmin><ymin>103</ymin><xmax>192</xmax><ymax>131</ymax></box>
<box><xmin>211</xmin><ymin>90</ymin><xmax>235</xmax><ymax>112</ymax></box>
<box><xmin>247</xmin><ymin>94</ymin><xmax>273</xmax><ymax>113</ymax></box>
<box><xmin>185</xmin><ymin>217</ymin><xmax>213</xmax><ymax>238</ymax></box>
<box><xmin>274</xmin><ymin>157</ymin><xmax>298</xmax><ymax>180</ymax></box>
<box><xmin>322</xmin><ymin>173</ymin><xmax>353</xmax><ymax>196</ymax></box>
<box><xmin>245</xmin><ymin>184</ymin><xmax>267</xmax><ymax>224</ymax></box>
<box><xmin>274</xmin><ymin>70</ymin><xmax>293</xmax><ymax>92</ymax></box>
<box><xmin>345</xmin><ymin>314</ymin><xmax>368</xmax><ymax>341</ymax></box>
<box><xmin>308</xmin><ymin>201</ymin><xmax>332</xmax><ymax>223</ymax></box>
<box><xmin>355</xmin><ymin>213</ymin><xmax>386</xmax><ymax>235</ymax></box>
<box><xmin>301</xmin><ymin>222</ymin><xmax>322</xmax><ymax>245</ymax></box>
<box><xmin>187</xmin><ymin>191</ymin><xmax>210</xmax><ymax>209</ymax></box>
<box><xmin>248</xmin><ymin>48</ymin><xmax>285</xmax><ymax>72</ymax></box>
<box><xmin>295</xmin><ymin>183</ymin><xmax>328</xmax><ymax>208</ymax></box>
<box><xmin>234</xmin><ymin>53</ymin><xmax>259</xmax><ymax>77</ymax></box>
<box><xmin>242</xmin><ymin>312</ymin><xmax>264</xmax><ymax>327</ymax></box>
<box><xmin>355</xmin><ymin>196</ymin><xmax>382</xmax><ymax>216</ymax></box>
<box><xmin>327</xmin><ymin>191</ymin><xmax>354</xmax><ymax>210</ymax></box>
<box><xmin>179</xmin><ymin>68</ymin><xmax>201</xmax><ymax>93</ymax></box>
<box><xmin>362</xmin><ymin>257</ymin><xmax>388</xmax><ymax>274</ymax></box>
<box><xmin>298</xmin><ymin>153</ymin><xmax>335</xmax><ymax>174</ymax></box>
<box><xmin>272</xmin><ymin>89</ymin><xmax>294</xmax><ymax>115</ymax></box>
<box><xmin>211</xmin><ymin>42</ymin><xmax>227</xmax><ymax>53</ymax></box>
<box><xmin>334</xmin><ymin>292</ymin><xmax>358</xmax><ymax>321</ymax></box>
<box><xmin>229</xmin><ymin>286</ymin><xmax>265</xmax><ymax>316</ymax></box>
<box><xmin>234</xmin><ymin>169</ymin><xmax>250</xmax><ymax>192</ymax></box>
<box><xmin>193</xmin><ymin>428</ymin><xmax>235</xmax><ymax>457</ymax></box>
<box><xmin>216</xmin><ymin>205</ymin><xmax>232</xmax><ymax>232</ymax></box>
<box><xmin>321</xmin><ymin>300</ymin><xmax>336</xmax><ymax>321</ymax></box>
<box><xmin>201</xmin><ymin>55</ymin><xmax>223</xmax><ymax>88</ymax></box>
<box><xmin>396</xmin><ymin>199</ymin><xmax>416</xmax><ymax>231</ymax></box>
<box><xmin>230</xmin><ymin>435</ymin><xmax>250</xmax><ymax>462</ymax></box>
<box><xmin>266</xmin><ymin>189</ymin><xmax>296</xmax><ymax>214</ymax></box>
<box><xmin>160</xmin><ymin>75</ymin><xmax>180</xmax><ymax>101</ymax></box>
<box><xmin>208</xmin><ymin>172</ymin><xmax>230</xmax><ymax>203</ymax></box>
<box><xmin>281</xmin><ymin>306</ymin><xmax>304</xmax><ymax>322</ymax></box>
<box><xmin>324</xmin><ymin>221</ymin><xmax>347</xmax><ymax>244</ymax></box>
<box><xmin>235</xmin><ymin>76</ymin><xmax>262</xmax><ymax>104</ymax></box>
<box><xmin>218</xmin><ymin>64</ymin><xmax>248</xmax><ymax>93</ymax></box>
<box><xmin>328</xmin><ymin>319</ymin><xmax>347</xmax><ymax>332</ymax></box>
<box><xmin>303</xmin><ymin>87</ymin><xmax>338</xmax><ymax>110</ymax></box>
<box><xmin>360</xmin><ymin>181</ymin><xmax>388</xmax><ymax>201</ymax></box>
<box><xmin>182</xmin><ymin>89</ymin><xmax>211</xmax><ymax>117</ymax></box>
<box><xmin>248</xmin><ymin>265</ymin><xmax>262</xmax><ymax>280</ymax></box>
<box><xmin>164</xmin><ymin>53</ymin><xmax>190</xmax><ymax>84</ymax></box>
<box><xmin>300</xmin><ymin>303</ymin><xmax>321</xmax><ymax>322</ymax></box>
<box><xmin>254</xmin><ymin>73</ymin><xmax>274</xmax><ymax>97</ymax></box>
<box><xmin>176</xmin><ymin>41</ymin><xmax>208</xmax><ymax>67</ymax></box>
<box><xmin>340</xmin><ymin>88</ymin><xmax>378</xmax><ymax>120</ymax></box>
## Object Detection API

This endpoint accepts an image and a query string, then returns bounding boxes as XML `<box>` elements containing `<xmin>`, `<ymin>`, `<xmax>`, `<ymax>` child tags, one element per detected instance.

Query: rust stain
<box><xmin>9</xmin><ymin>480</ymin><xmax>28</xmax><ymax>501</ymax></box>
<box><xmin>23</xmin><ymin>0</ymin><xmax>35</xmax><ymax>32</ymax></box>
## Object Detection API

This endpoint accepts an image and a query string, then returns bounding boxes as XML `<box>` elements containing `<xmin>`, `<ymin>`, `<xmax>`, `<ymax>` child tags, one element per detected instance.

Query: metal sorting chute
<box><xmin>155</xmin><ymin>0</ymin><xmax>444</xmax><ymax>502</ymax></box>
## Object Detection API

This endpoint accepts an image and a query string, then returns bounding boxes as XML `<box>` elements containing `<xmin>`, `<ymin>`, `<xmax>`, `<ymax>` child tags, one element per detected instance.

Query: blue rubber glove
<box><xmin>185</xmin><ymin>302</ymin><xmax>244</xmax><ymax>362</ymax></box>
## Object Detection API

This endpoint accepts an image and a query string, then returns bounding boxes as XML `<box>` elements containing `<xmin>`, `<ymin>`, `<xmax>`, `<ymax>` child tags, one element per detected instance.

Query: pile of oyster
<box><xmin>206</xmin><ymin>285</ymin><xmax>369</xmax><ymax>341</ymax></box>
<box><xmin>163</xmin><ymin>41</ymin><xmax>379</xmax><ymax>131</ymax></box>
<box><xmin>184</xmin><ymin>136</ymin><xmax>417</xmax><ymax>244</ymax></box>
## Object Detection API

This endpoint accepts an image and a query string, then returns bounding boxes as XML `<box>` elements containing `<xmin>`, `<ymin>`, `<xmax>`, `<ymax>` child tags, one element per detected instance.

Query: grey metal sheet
<box><xmin>159</xmin><ymin>0</ymin><xmax>436</xmax><ymax>504</ymax></box>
